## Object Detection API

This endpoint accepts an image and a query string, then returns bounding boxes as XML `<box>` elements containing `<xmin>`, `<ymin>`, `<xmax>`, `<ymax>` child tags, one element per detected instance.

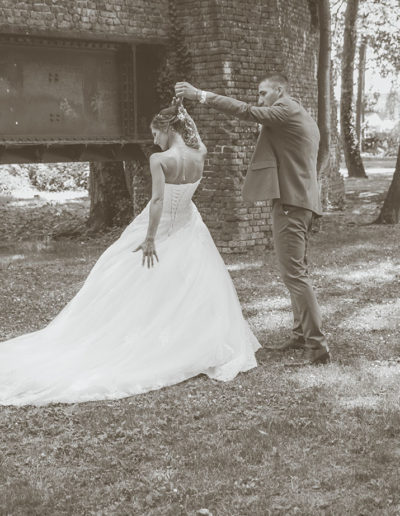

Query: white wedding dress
<box><xmin>0</xmin><ymin>179</ymin><xmax>260</xmax><ymax>406</ymax></box>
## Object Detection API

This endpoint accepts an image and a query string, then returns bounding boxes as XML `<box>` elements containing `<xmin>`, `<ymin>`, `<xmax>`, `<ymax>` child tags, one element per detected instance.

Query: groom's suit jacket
<box><xmin>204</xmin><ymin>93</ymin><xmax>322</xmax><ymax>216</ymax></box>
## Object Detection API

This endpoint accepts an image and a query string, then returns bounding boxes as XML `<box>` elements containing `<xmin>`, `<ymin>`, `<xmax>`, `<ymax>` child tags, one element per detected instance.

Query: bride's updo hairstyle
<box><xmin>151</xmin><ymin>98</ymin><xmax>200</xmax><ymax>150</ymax></box>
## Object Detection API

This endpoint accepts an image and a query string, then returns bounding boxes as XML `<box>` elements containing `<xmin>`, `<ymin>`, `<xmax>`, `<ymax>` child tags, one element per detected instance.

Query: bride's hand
<box><xmin>175</xmin><ymin>81</ymin><xmax>198</xmax><ymax>101</ymax></box>
<box><xmin>133</xmin><ymin>238</ymin><xmax>159</xmax><ymax>268</ymax></box>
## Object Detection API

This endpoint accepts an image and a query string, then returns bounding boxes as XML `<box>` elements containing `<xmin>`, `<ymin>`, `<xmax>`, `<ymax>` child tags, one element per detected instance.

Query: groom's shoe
<box><xmin>265</xmin><ymin>336</ymin><xmax>305</xmax><ymax>352</ymax></box>
<box><xmin>301</xmin><ymin>347</ymin><xmax>331</xmax><ymax>365</ymax></box>
<box><xmin>284</xmin><ymin>347</ymin><xmax>330</xmax><ymax>368</ymax></box>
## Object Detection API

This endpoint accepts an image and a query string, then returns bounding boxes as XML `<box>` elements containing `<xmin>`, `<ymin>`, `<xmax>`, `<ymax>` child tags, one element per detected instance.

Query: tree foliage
<box><xmin>331</xmin><ymin>0</ymin><xmax>400</xmax><ymax>78</ymax></box>
<box><xmin>358</xmin><ymin>0</ymin><xmax>400</xmax><ymax>76</ymax></box>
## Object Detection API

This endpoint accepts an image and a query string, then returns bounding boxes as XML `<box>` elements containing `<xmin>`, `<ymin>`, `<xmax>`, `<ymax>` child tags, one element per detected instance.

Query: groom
<box><xmin>175</xmin><ymin>75</ymin><xmax>330</xmax><ymax>365</ymax></box>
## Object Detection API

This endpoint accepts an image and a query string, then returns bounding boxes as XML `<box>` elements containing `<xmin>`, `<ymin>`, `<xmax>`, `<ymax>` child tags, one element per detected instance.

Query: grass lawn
<box><xmin>0</xmin><ymin>163</ymin><xmax>399</xmax><ymax>515</ymax></box>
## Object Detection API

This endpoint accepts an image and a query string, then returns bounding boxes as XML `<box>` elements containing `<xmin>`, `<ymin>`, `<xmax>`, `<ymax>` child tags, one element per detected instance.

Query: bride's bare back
<box><xmin>159</xmin><ymin>144</ymin><xmax>206</xmax><ymax>185</ymax></box>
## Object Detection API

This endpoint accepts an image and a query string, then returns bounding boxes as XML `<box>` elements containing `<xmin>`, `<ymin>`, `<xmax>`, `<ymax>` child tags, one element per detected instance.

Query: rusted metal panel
<box><xmin>0</xmin><ymin>142</ymin><xmax>150</xmax><ymax>163</ymax></box>
<box><xmin>0</xmin><ymin>35</ymin><xmax>133</xmax><ymax>141</ymax></box>
<box><xmin>0</xmin><ymin>34</ymin><xmax>163</xmax><ymax>163</ymax></box>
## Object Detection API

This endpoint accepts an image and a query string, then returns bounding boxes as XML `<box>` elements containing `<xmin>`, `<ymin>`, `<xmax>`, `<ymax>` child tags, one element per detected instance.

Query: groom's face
<box><xmin>258</xmin><ymin>80</ymin><xmax>281</xmax><ymax>107</ymax></box>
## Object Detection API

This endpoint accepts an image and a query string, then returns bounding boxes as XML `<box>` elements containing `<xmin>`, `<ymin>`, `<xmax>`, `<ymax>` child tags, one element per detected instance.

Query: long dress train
<box><xmin>0</xmin><ymin>180</ymin><xmax>260</xmax><ymax>406</ymax></box>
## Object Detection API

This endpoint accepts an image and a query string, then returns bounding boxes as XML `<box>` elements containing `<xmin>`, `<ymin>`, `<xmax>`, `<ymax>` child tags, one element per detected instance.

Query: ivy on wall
<box><xmin>156</xmin><ymin>0</ymin><xmax>192</xmax><ymax>107</ymax></box>
<box><xmin>307</xmin><ymin>0</ymin><xmax>319</xmax><ymax>31</ymax></box>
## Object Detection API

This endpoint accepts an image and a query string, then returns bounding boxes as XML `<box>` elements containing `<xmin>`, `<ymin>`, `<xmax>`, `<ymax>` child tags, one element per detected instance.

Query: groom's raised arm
<box><xmin>203</xmin><ymin>92</ymin><xmax>290</xmax><ymax>126</ymax></box>
<box><xmin>175</xmin><ymin>82</ymin><xmax>290</xmax><ymax>127</ymax></box>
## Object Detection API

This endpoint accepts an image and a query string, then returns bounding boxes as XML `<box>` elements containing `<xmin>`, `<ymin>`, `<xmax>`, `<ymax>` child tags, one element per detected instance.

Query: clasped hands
<box><xmin>133</xmin><ymin>238</ymin><xmax>159</xmax><ymax>268</ymax></box>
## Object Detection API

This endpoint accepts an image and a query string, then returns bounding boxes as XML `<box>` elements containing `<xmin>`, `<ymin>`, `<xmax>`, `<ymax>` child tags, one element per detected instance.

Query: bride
<box><xmin>0</xmin><ymin>99</ymin><xmax>260</xmax><ymax>406</ymax></box>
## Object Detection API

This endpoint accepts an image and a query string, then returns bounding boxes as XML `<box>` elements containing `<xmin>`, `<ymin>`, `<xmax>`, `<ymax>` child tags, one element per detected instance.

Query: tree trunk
<box><xmin>124</xmin><ymin>159</ymin><xmax>153</xmax><ymax>218</ymax></box>
<box><xmin>356</xmin><ymin>38</ymin><xmax>367</xmax><ymax>150</ymax></box>
<box><xmin>87</xmin><ymin>161</ymin><xmax>132</xmax><ymax>231</ymax></box>
<box><xmin>340</xmin><ymin>0</ymin><xmax>367</xmax><ymax>178</ymax></box>
<box><xmin>374</xmin><ymin>144</ymin><xmax>400</xmax><ymax>224</ymax></box>
<box><xmin>123</xmin><ymin>143</ymin><xmax>158</xmax><ymax>217</ymax></box>
<box><xmin>317</xmin><ymin>0</ymin><xmax>332</xmax><ymax>210</ymax></box>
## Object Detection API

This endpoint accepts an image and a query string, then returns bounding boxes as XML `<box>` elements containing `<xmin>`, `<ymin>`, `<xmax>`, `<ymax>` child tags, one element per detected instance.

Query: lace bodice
<box><xmin>162</xmin><ymin>180</ymin><xmax>201</xmax><ymax>235</ymax></box>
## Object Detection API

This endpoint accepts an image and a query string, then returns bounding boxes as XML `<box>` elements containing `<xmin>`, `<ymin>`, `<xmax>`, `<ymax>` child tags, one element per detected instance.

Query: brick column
<box><xmin>177</xmin><ymin>0</ymin><xmax>323</xmax><ymax>253</ymax></box>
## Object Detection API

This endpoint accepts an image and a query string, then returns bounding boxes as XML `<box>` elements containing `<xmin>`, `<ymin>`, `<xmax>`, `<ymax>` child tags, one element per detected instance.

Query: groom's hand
<box><xmin>175</xmin><ymin>82</ymin><xmax>198</xmax><ymax>101</ymax></box>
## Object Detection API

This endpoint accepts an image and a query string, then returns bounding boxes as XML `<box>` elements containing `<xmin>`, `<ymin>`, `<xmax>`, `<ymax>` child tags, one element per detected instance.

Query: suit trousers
<box><xmin>272</xmin><ymin>200</ymin><xmax>328</xmax><ymax>350</ymax></box>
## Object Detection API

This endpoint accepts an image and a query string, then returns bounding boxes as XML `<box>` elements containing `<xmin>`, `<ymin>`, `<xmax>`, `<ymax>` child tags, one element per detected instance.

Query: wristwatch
<box><xmin>197</xmin><ymin>90</ymin><xmax>207</xmax><ymax>104</ymax></box>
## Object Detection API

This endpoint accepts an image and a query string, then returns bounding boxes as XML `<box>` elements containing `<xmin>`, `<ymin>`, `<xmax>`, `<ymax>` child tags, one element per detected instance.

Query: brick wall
<box><xmin>0</xmin><ymin>0</ymin><xmax>168</xmax><ymax>40</ymax></box>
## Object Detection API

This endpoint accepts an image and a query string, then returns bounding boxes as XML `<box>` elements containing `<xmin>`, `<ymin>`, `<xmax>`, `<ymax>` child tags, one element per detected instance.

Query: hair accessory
<box><xmin>151</xmin><ymin>97</ymin><xmax>201</xmax><ymax>150</ymax></box>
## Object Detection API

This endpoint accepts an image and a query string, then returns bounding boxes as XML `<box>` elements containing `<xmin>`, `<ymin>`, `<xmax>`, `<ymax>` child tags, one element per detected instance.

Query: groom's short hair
<box><xmin>260</xmin><ymin>73</ymin><xmax>289</xmax><ymax>92</ymax></box>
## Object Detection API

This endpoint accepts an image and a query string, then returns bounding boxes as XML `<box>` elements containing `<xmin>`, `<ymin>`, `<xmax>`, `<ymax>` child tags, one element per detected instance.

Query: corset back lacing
<box><xmin>164</xmin><ymin>181</ymin><xmax>200</xmax><ymax>236</ymax></box>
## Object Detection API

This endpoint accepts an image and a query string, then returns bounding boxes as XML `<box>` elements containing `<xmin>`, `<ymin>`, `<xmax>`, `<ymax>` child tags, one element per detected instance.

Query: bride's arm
<box><xmin>146</xmin><ymin>153</ymin><xmax>165</xmax><ymax>240</ymax></box>
<box><xmin>133</xmin><ymin>153</ymin><xmax>165</xmax><ymax>267</ymax></box>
